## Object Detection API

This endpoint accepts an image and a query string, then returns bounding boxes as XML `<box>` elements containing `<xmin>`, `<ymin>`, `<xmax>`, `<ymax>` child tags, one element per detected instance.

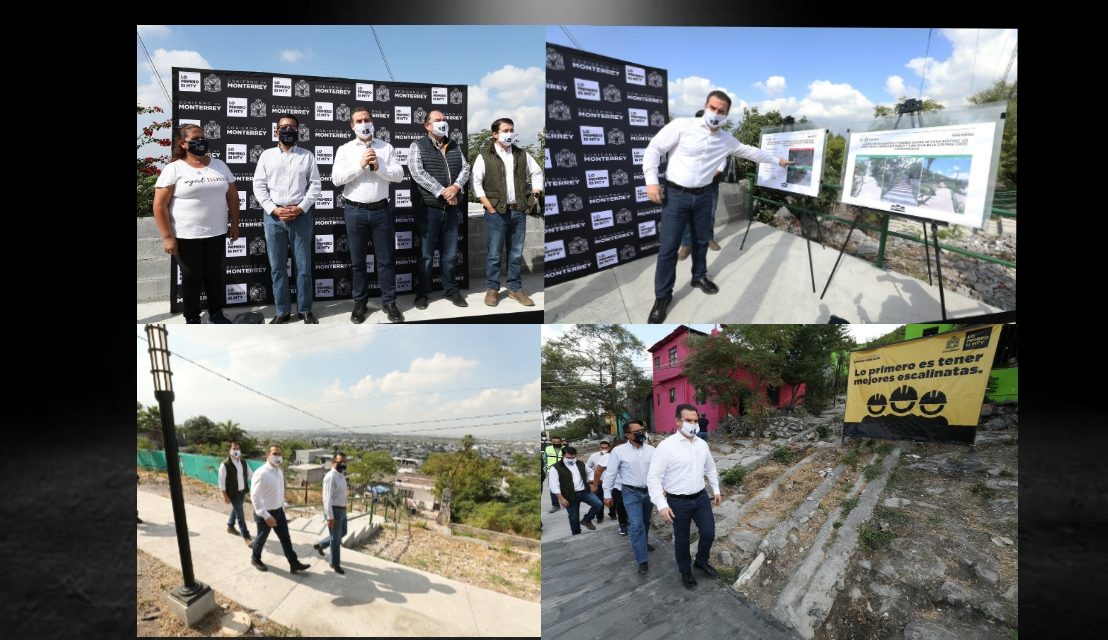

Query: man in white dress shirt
<box><xmin>647</xmin><ymin>404</ymin><xmax>721</xmax><ymax>589</ymax></box>
<box><xmin>642</xmin><ymin>91</ymin><xmax>793</xmax><ymax>324</ymax></box>
<box><xmin>584</xmin><ymin>440</ymin><xmax>613</xmax><ymax>523</ymax></box>
<box><xmin>218</xmin><ymin>442</ymin><xmax>252</xmax><ymax>544</ymax></box>
<box><xmin>332</xmin><ymin>106</ymin><xmax>407</xmax><ymax>324</ymax></box>
<box><xmin>249</xmin><ymin>444</ymin><xmax>311</xmax><ymax>574</ymax></box>
<box><xmin>312</xmin><ymin>453</ymin><xmax>349</xmax><ymax>574</ymax></box>
<box><xmin>548</xmin><ymin>446</ymin><xmax>604</xmax><ymax>535</ymax></box>
<box><xmin>602</xmin><ymin>421</ymin><xmax>657</xmax><ymax>574</ymax></box>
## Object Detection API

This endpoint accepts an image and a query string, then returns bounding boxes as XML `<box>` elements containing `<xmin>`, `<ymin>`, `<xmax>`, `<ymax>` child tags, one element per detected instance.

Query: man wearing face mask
<box><xmin>548</xmin><ymin>446</ymin><xmax>604</xmax><ymax>535</ymax></box>
<box><xmin>647</xmin><ymin>404</ymin><xmax>721</xmax><ymax>589</ymax></box>
<box><xmin>253</xmin><ymin>114</ymin><xmax>322</xmax><ymax>324</ymax></box>
<box><xmin>602</xmin><ymin>421</ymin><xmax>657</xmax><ymax>573</ymax></box>
<box><xmin>543</xmin><ymin>435</ymin><xmax>565</xmax><ymax>513</ymax></box>
<box><xmin>312</xmin><ymin>453</ymin><xmax>349</xmax><ymax>574</ymax></box>
<box><xmin>585</xmin><ymin>441</ymin><xmax>613</xmax><ymax>523</ymax></box>
<box><xmin>217</xmin><ymin>441</ymin><xmax>252</xmax><ymax>545</ymax></box>
<box><xmin>407</xmin><ymin>111</ymin><xmax>470</xmax><ymax>311</ymax></box>
<box><xmin>332</xmin><ymin>106</ymin><xmax>406</xmax><ymax>324</ymax></box>
<box><xmin>472</xmin><ymin>117</ymin><xmax>544</xmax><ymax>307</ymax></box>
<box><xmin>249</xmin><ymin>444</ymin><xmax>311</xmax><ymax>574</ymax></box>
<box><xmin>643</xmin><ymin>91</ymin><xmax>794</xmax><ymax>324</ymax></box>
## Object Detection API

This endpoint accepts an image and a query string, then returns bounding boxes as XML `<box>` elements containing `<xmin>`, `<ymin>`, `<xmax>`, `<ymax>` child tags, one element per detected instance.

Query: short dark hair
<box><xmin>333</xmin><ymin>452</ymin><xmax>346</xmax><ymax>463</ymax></box>
<box><xmin>626</xmin><ymin>420</ymin><xmax>644</xmax><ymax>430</ymax></box>
<box><xmin>694</xmin><ymin>109</ymin><xmax>705</xmax><ymax>118</ymax></box>
<box><xmin>600</xmin><ymin>440</ymin><xmax>610</xmax><ymax>447</ymax></box>
<box><xmin>268</xmin><ymin>443</ymin><xmax>283</xmax><ymax>453</ymax></box>
<box><xmin>705</xmin><ymin>91</ymin><xmax>732</xmax><ymax>111</ymax></box>
<box><xmin>676</xmin><ymin>403</ymin><xmax>699</xmax><ymax>419</ymax></box>
<box><xmin>230</xmin><ymin>441</ymin><xmax>241</xmax><ymax>448</ymax></box>
<box><xmin>563</xmin><ymin>446</ymin><xmax>578</xmax><ymax>456</ymax></box>
<box><xmin>491</xmin><ymin>117</ymin><xmax>514</xmax><ymax>133</ymax></box>
<box><xmin>351</xmin><ymin>106</ymin><xmax>370</xmax><ymax>121</ymax></box>
<box><xmin>277</xmin><ymin>114</ymin><xmax>299</xmax><ymax>126</ymax></box>
<box><xmin>424</xmin><ymin>110</ymin><xmax>444</xmax><ymax>125</ymax></box>
<box><xmin>552</xmin><ymin>435</ymin><xmax>563</xmax><ymax>440</ymax></box>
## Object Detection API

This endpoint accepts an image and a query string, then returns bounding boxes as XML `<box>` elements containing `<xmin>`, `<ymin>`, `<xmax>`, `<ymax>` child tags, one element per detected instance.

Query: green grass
<box><xmin>999</xmin><ymin>469</ymin><xmax>1014</xmax><ymax>478</ymax></box>
<box><xmin>816</xmin><ymin>425</ymin><xmax>829</xmax><ymax>439</ymax></box>
<box><xmin>832</xmin><ymin>520</ymin><xmax>843</xmax><ymax>529</ymax></box>
<box><xmin>715</xmin><ymin>566</ymin><xmax>739</xmax><ymax>583</ymax></box>
<box><xmin>859</xmin><ymin>523</ymin><xmax>896</xmax><ymax>549</ymax></box>
<box><xmin>772</xmin><ymin>446</ymin><xmax>795</xmax><ymax>464</ymax></box>
<box><xmin>274</xmin><ymin>626</ymin><xmax>303</xmax><ymax>637</ymax></box>
<box><xmin>970</xmin><ymin>481</ymin><xmax>997</xmax><ymax>502</ymax></box>
<box><xmin>841</xmin><ymin>449</ymin><xmax>860</xmax><ymax>468</ymax></box>
<box><xmin>486</xmin><ymin>573</ymin><xmax>512</xmax><ymax>587</ymax></box>
<box><xmin>526</xmin><ymin>562</ymin><xmax>541</xmax><ymax>582</ymax></box>
<box><xmin>863</xmin><ymin>463</ymin><xmax>883</xmax><ymax>481</ymax></box>
<box><xmin>723</xmin><ymin>466</ymin><xmax>749</xmax><ymax>486</ymax></box>
<box><xmin>876</xmin><ymin>443</ymin><xmax>893</xmax><ymax>455</ymax></box>
<box><xmin>875</xmin><ymin>506</ymin><xmax>909</xmax><ymax>525</ymax></box>
<box><xmin>840</xmin><ymin>496</ymin><xmax>859</xmax><ymax>515</ymax></box>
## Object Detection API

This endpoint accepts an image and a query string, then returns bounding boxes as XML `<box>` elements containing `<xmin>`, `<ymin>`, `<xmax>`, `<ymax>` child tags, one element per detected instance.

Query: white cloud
<box><xmin>901</xmin><ymin>29</ymin><xmax>1017</xmax><ymax>107</ymax></box>
<box><xmin>668</xmin><ymin>75</ymin><xmax>748</xmax><ymax>127</ymax></box>
<box><xmin>540</xmin><ymin>324</ymin><xmax>565</xmax><ymax>344</ymax></box>
<box><xmin>320</xmin><ymin>352</ymin><xmax>480</xmax><ymax>402</ymax></box>
<box><xmin>137</xmin><ymin>25</ymin><xmax>170</xmax><ymax>38</ymax></box>
<box><xmin>749</xmin><ymin>80</ymin><xmax>874</xmax><ymax>134</ymax></box>
<box><xmin>467</xmin><ymin>64</ymin><xmax>544</xmax><ymax>146</ymax></box>
<box><xmin>137</xmin><ymin>48</ymin><xmax>212</xmax><ymax>162</ymax></box>
<box><xmin>884</xmin><ymin>75</ymin><xmax>907</xmax><ymax>99</ymax></box>
<box><xmin>441</xmin><ymin>378</ymin><xmax>540</xmax><ymax>413</ymax></box>
<box><xmin>280</xmin><ymin>49</ymin><xmax>304</xmax><ymax>63</ymax></box>
<box><xmin>754</xmin><ymin>75</ymin><xmax>787</xmax><ymax>97</ymax></box>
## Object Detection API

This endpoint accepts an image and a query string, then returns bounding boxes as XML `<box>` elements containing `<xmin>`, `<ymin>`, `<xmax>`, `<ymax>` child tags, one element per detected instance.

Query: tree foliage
<box><xmin>968</xmin><ymin>80</ymin><xmax>1016</xmax><ymax>187</ymax></box>
<box><xmin>347</xmin><ymin>449</ymin><xmax>397</xmax><ymax>494</ymax></box>
<box><xmin>137</xmin><ymin>105</ymin><xmax>172</xmax><ymax>218</ymax></box>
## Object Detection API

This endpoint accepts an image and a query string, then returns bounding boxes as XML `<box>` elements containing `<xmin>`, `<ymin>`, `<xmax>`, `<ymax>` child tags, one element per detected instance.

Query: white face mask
<box><xmin>230</xmin><ymin>449</ymin><xmax>241</xmax><ymax>458</ymax></box>
<box><xmin>680</xmin><ymin>421</ymin><xmax>700</xmax><ymax>436</ymax></box>
<box><xmin>431</xmin><ymin>121</ymin><xmax>449</xmax><ymax>137</ymax></box>
<box><xmin>270</xmin><ymin>455</ymin><xmax>282</xmax><ymax>466</ymax></box>
<box><xmin>354</xmin><ymin>122</ymin><xmax>373</xmax><ymax>138</ymax></box>
<box><xmin>564</xmin><ymin>457</ymin><xmax>576</xmax><ymax>464</ymax></box>
<box><xmin>498</xmin><ymin>132</ymin><xmax>516</xmax><ymax>145</ymax></box>
<box><xmin>703</xmin><ymin>109</ymin><xmax>727</xmax><ymax>129</ymax></box>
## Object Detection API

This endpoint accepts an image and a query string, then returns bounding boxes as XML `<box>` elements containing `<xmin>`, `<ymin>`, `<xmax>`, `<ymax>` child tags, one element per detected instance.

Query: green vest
<box><xmin>542</xmin><ymin>444</ymin><xmax>562</xmax><ymax>472</ymax></box>
<box><xmin>480</xmin><ymin>143</ymin><xmax>536</xmax><ymax>214</ymax></box>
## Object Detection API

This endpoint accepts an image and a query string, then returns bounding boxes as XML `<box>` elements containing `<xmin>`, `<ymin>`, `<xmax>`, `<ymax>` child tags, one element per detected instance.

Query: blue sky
<box><xmin>136</xmin><ymin>325</ymin><xmax>540</xmax><ymax>439</ymax></box>
<box><xmin>137</xmin><ymin>25</ymin><xmax>545</xmax><ymax>148</ymax></box>
<box><xmin>547</xmin><ymin>27</ymin><xmax>1017</xmax><ymax>134</ymax></box>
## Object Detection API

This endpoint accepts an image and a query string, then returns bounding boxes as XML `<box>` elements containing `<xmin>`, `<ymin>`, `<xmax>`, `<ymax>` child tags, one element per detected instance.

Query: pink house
<box><xmin>647</xmin><ymin>325</ymin><xmax>807</xmax><ymax>434</ymax></box>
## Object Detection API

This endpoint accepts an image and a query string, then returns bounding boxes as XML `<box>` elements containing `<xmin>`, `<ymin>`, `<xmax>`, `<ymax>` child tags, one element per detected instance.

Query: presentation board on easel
<box><xmin>840</xmin><ymin>120</ymin><xmax>1003</xmax><ymax>229</ymax></box>
<box><xmin>755</xmin><ymin>127</ymin><xmax>828</xmax><ymax>198</ymax></box>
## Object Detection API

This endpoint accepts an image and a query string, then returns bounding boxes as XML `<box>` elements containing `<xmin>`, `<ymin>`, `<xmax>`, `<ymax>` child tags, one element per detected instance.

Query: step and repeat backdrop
<box><xmin>169</xmin><ymin>68</ymin><xmax>468</xmax><ymax>312</ymax></box>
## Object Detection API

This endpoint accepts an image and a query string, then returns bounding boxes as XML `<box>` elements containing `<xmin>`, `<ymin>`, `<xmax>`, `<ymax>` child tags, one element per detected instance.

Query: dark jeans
<box><xmin>681</xmin><ymin>182</ymin><xmax>720</xmax><ymax>245</ymax></box>
<box><xmin>226</xmin><ymin>491</ymin><xmax>250</xmax><ymax>538</ymax></box>
<box><xmin>669</xmin><ymin>490</ymin><xmax>715</xmax><ymax>574</ymax></box>
<box><xmin>317</xmin><ymin>506</ymin><xmax>348</xmax><ymax>568</ymax></box>
<box><xmin>611</xmin><ymin>487</ymin><xmax>629</xmax><ymax>526</ymax></box>
<box><xmin>566</xmin><ymin>490</ymin><xmax>604</xmax><ymax>535</ymax></box>
<box><xmin>344</xmin><ymin>204</ymin><xmax>396</xmax><ymax>304</ymax></box>
<box><xmin>263</xmin><ymin>211</ymin><xmax>314</xmax><ymax>315</ymax></box>
<box><xmin>593</xmin><ymin>485</ymin><xmax>616</xmax><ymax>520</ymax></box>
<box><xmin>251</xmin><ymin>507</ymin><xmax>300</xmax><ymax>567</ymax></box>
<box><xmin>622</xmin><ymin>486</ymin><xmax>654</xmax><ymax>564</ymax></box>
<box><xmin>176</xmin><ymin>234</ymin><xmax>226</xmax><ymax>321</ymax></box>
<box><xmin>485</xmin><ymin>209</ymin><xmax>526</xmax><ymax>291</ymax></box>
<box><xmin>654</xmin><ymin>187</ymin><xmax>714</xmax><ymax>298</ymax></box>
<box><xmin>415</xmin><ymin>205</ymin><xmax>460</xmax><ymax>296</ymax></box>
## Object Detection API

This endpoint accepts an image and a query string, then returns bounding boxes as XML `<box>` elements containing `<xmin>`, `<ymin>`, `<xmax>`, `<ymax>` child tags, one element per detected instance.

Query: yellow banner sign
<box><xmin>846</xmin><ymin>325</ymin><xmax>1002</xmax><ymax>427</ymax></box>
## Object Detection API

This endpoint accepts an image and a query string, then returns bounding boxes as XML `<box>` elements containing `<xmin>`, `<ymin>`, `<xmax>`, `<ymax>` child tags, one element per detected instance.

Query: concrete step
<box><xmin>137</xmin><ymin>276</ymin><xmax>171</xmax><ymax>304</ymax></box>
<box><xmin>137</xmin><ymin>217</ymin><xmax>161</xmax><ymax>240</ymax></box>
<box><xmin>137</xmin><ymin>257</ymin><xmax>170</xmax><ymax>281</ymax></box>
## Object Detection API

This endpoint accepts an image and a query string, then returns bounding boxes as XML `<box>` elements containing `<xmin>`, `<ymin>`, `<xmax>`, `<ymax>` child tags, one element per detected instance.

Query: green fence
<box><xmin>747</xmin><ymin>176</ymin><xmax>1016</xmax><ymax>270</ymax></box>
<box><xmin>137</xmin><ymin>450</ymin><xmax>265</xmax><ymax>486</ymax></box>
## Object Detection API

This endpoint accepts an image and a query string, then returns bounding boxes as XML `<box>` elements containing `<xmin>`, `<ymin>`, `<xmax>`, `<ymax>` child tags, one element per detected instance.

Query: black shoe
<box><xmin>270</xmin><ymin>313</ymin><xmax>291</xmax><ymax>324</ymax></box>
<box><xmin>447</xmin><ymin>291</ymin><xmax>469</xmax><ymax>307</ymax></box>
<box><xmin>693</xmin><ymin>562</ymin><xmax>719</xmax><ymax>578</ymax></box>
<box><xmin>351</xmin><ymin>301</ymin><xmax>369</xmax><ymax>324</ymax></box>
<box><xmin>290</xmin><ymin>561</ymin><xmax>311</xmax><ymax>574</ymax></box>
<box><xmin>331</xmin><ymin>564</ymin><xmax>345</xmax><ymax>574</ymax></box>
<box><xmin>251</xmin><ymin>558</ymin><xmax>268</xmax><ymax>572</ymax></box>
<box><xmin>414</xmin><ymin>294</ymin><xmax>429</xmax><ymax>310</ymax></box>
<box><xmin>313</xmin><ymin>543</ymin><xmax>325</xmax><ymax>557</ymax></box>
<box><xmin>690</xmin><ymin>276</ymin><xmax>719</xmax><ymax>295</ymax></box>
<box><xmin>384</xmin><ymin>302</ymin><xmax>405</xmax><ymax>323</ymax></box>
<box><xmin>596</xmin><ymin>516</ymin><xmax>604</xmax><ymax>523</ymax></box>
<box><xmin>185</xmin><ymin>316</ymin><xmax>202</xmax><ymax>324</ymax></box>
<box><xmin>137</xmin><ymin>517</ymin><xmax>143</xmax><ymax>524</ymax></box>
<box><xmin>227</xmin><ymin>526</ymin><xmax>238</xmax><ymax>535</ymax></box>
<box><xmin>581</xmin><ymin>519</ymin><xmax>596</xmax><ymax>531</ymax></box>
<box><xmin>638</xmin><ymin>562</ymin><xmax>649</xmax><ymax>574</ymax></box>
<box><xmin>648</xmin><ymin>295</ymin><xmax>672</xmax><ymax>324</ymax></box>
<box><xmin>608</xmin><ymin>512</ymin><xmax>616</xmax><ymax>520</ymax></box>
<box><xmin>682</xmin><ymin>570</ymin><xmax>698</xmax><ymax>589</ymax></box>
<box><xmin>298</xmin><ymin>311</ymin><xmax>318</xmax><ymax>324</ymax></box>
<box><xmin>209</xmin><ymin>312</ymin><xmax>232</xmax><ymax>324</ymax></box>
<box><xmin>648</xmin><ymin>543</ymin><xmax>656</xmax><ymax>552</ymax></box>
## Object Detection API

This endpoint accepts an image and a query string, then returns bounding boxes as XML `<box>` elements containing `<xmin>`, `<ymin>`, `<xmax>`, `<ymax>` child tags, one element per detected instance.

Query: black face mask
<box><xmin>631</xmin><ymin>431</ymin><xmax>646</xmax><ymax>444</ymax></box>
<box><xmin>278</xmin><ymin>127</ymin><xmax>299</xmax><ymax>144</ymax></box>
<box><xmin>336</xmin><ymin>463</ymin><xmax>347</xmax><ymax>473</ymax></box>
<box><xmin>187</xmin><ymin>139</ymin><xmax>209</xmax><ymax>156</ymax></box>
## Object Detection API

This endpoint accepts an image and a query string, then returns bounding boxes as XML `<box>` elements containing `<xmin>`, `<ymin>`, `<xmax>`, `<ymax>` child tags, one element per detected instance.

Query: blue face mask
<box><xmin>187</xmin><ymin>139</ymin><xmax>209</xmax><ymax>156</ymax></box>
<box><xmin>278</xmin><ymin>126</ymin><xmax>298</xmax><ymax>144</ymax></box>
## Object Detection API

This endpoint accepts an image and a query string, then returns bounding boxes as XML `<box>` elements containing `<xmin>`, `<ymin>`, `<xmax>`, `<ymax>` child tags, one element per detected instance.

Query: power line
<box><xmin>918</xmin><ymin>28</ymin><xmax>934</xmax><ymax>99</ymax></box>
<box><xmin>370</xmin><ymin>26</ymin><xmax>396</xmax><ymax>81</ymax></box>
<box><xmin>137</xmin><ymin>31</ymin><xmax>172</xmax><ymax>106</ymax></box>
<box><xmin>968</xmin><ymin>29</ymin><xmax>980</xmax><ymax>96</ymax></box>
<box><xmin>559</xmin><ymin>26</ymin><xmax>583</xmax><ymax>50</ymax></box>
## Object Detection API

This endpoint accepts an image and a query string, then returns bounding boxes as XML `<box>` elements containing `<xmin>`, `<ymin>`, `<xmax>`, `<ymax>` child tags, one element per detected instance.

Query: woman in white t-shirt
<box><xmin>153</xmin><ymin>124</ymin><xmax>240</xmax><ymax>323</ymax></box>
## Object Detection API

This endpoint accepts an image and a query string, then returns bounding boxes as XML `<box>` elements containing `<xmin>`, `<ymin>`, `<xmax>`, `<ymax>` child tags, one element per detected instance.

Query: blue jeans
<box><xmin>416</xmin><ymin>205</ymin><xmax>460</xmax><ymax>296</ymax></box>
<box><xmin>621</xmin><ymin>487</ymin><xmax>654</xmax><ymax>564</ymax></box>
<box><xmin>669</xmin><ymin>491</ymin><xmax>715</xmax><ymax>574</ymax></box>
<box><xmin>485</xmin><ymin>210</ymin><xmax>526</xmax><ymax>292</ymax></box>
<box><xmin>681</xmin><ymin>182</ymin><xmax>720</xmax><ymax>245</ymax></box>
<box><xmin>566</xmin><ymin>490</ymin><xmax>604</xmax><ymax>535</ymax></box>
<box><xmin>317</xmin><ymin>506</ymin><xmax>348</xmax><ymax>568</ymax></box>
<box><xmin>654</xmin><ymin>187</ymin><xmax>714</xmax><ymax>298</ymax></box>
<box><xmin>344</xmin><ymin>204</ymin><xmax>396</xmax><ymax>304</ymax></box>
<box><xmin>226</xmin><ymin>491</ymin><xmax>250</xmax><ymax>538</ymax></box>
<box><xmin>251</xmin><ymin>507</ymin><xmax>300</xmax><ymax>567</ymax></box>
<box><xmin>263</xmin><ymin>210</ymin><xmax>314</xmax><ymax>315</ymax></box>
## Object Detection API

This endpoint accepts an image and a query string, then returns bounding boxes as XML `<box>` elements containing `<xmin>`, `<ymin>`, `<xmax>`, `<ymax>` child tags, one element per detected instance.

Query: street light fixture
<box><xmin>144</xmin><ymin>324</ymin><xmax>216</xmax><ymax>626</ymax></box>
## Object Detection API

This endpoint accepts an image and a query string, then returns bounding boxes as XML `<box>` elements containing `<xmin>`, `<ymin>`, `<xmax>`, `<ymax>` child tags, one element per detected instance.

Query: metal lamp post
<box><xmin>144</xmin><ymin>324</ymin><xmax>216</xmax><ymax>625</ymax></box>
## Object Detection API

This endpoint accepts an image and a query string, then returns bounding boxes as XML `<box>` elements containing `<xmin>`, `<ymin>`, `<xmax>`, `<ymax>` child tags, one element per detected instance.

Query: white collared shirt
<box><xmin>643</xmin><ymin>117</ymin><xmax>780</xmax><ymax>189</ymax></box>
<box><xmin>601</xmin><ymin>441</ymin><xmax>656</xmax><ymax>499</ymax></box>
<box><xmin>647</xmin><ymin>432</ymin><xmax>720</xmax><ymax>511</ymax></box>
<box><xmin>548</xmin><ymin>460</ymin><xmax>587</xmax><ymax>495</ymax></box>
<box><xmin>250</xmin><ymin>462</ymin><xmax>286</xmax><ymax>519</ymax></box>
<box><xmin>217</xmin><ymin>457</ymin><xmax>245</xmax><ymax>492</ymax></box>
<box><xmin>471</xmin><ymin>144</ymin><xmax>544</xmax><ymax>204</ymax></box>
<box><xmin>252</xmin><ymin>144</ymin><xmax>321</xmax><ymax>214</ymax></box>
<box><xmin>585</xmin><ymin>450</ymin><xmax>609</xmax><ymax>479</ymax></box>
<box><xmin>331</xmin><ymin>136</ymin><xmax>405</xmax><ymax>203</ymax></box>
<box><xmin>321</xmin><ymin>468</ymin><xmax>348</xmax><ymax>520</ymax></box>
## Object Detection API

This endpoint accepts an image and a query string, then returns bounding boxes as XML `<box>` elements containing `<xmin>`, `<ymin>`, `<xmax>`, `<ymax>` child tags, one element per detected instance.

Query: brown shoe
<box><xmin>708</xmin><ymin>240</ymin><xmax>721</xmax><ymax>251</ymax></box>
<box><xmin>507</xmin><ymin>290</ymin><xmax>535</xmax><ymax>306</ymax></box>
<box><xmin>484</xmin><ymin>289</ymin><xmax>499</xmax><ymax>306</ymax></box>
<box><xmin>678</xmin><ymin>245</ymin><xmax>692</xmax><ymax>261</ymax></box>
